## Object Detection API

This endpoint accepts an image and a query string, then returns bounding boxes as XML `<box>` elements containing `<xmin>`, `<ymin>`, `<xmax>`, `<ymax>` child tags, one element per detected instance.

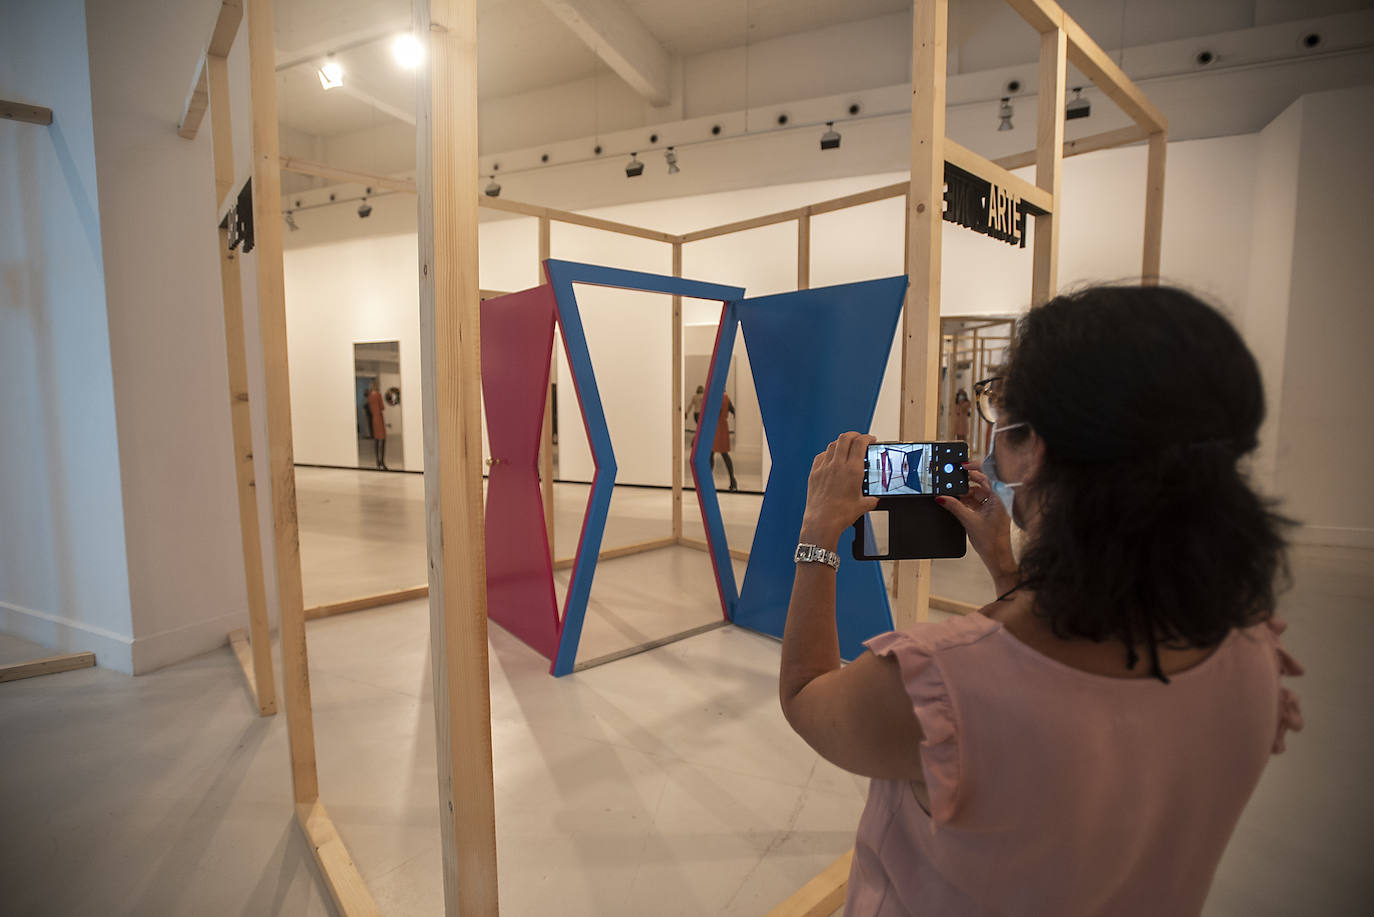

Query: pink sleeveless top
<box><xmin>845</xmin><ymin>613</ymin><xmax>1303</xmax><ymax>916</ymax></box>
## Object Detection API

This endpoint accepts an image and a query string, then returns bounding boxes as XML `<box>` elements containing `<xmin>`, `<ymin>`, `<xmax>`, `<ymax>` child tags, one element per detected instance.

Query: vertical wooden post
<box><xmin>1031</xmin><ymin>24</ymin><xmax>1067</xmax><ymax>306</ymax></box>
<box><xmin>941</xmin><ymin>328</ymin><xmax>955</xmax><ymax>442</ymax></box>
<box><xmin>1142</xmin><ymin>131</ymin><xmax>1166</xmax><ymax>284</ymax></box>
<box><xmin>894</xmin><ymin>0</ymin><xmax>948</xmax><ymax>629</ymax></box>
<box><xmin>671</xmin><ymin>240</ymin><xmax>684</xmax><ymax>540</ymax></box>
<box><xmin>247</xmin><ymin>0</ymin><xmax>316</xmax><ymax>800</ymax></box>
<box><xmin>208</xmin><ymin>52</ymin><xmax>276</xmax><ymax>717</ymax></box>
<box><xmin>539</xmin><ymin>216</ymin><xmax>555</xmax><ymax>545</ymax></box>
<box><xmin>415</xmin><ymin>0</ymin><xmax>500</xmax><ymax>913</ymax></box>
<box><xmin>796</xmin><ymin>211</ymin><xmax>811</xmax><ymax>290</ymax></box>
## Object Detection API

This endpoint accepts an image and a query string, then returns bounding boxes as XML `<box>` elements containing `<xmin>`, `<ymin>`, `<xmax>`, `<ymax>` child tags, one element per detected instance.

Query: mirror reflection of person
<box><xmin>367</xmin><ymin>380</ymin><xmax>388</xmax><ymax>470</ymax></box>
<box><xmin>953</xmin><ymin>388</ymin><xmax>971</xmax><ymax>441</ymax></box>
<box><xmin>710</xmin><ymin>391</ymin><xmax>738</xmax><ymax>492</ymax></box>
<box><xmin>686</xmin><ymin>385</ymin><xmax>704</xmax><ymax>427</ymax></box>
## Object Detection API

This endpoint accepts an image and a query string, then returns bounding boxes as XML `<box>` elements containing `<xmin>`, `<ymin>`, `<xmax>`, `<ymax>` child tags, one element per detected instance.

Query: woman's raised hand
<box><xmin>800</xmin><ymin>432</ymin><xmax>880</xmax><ymax>549</ymax></box>
<box><xmin>936</xmin><ymin>463</ymin><xmax>1019</xmax><ymax>590</ymax></box>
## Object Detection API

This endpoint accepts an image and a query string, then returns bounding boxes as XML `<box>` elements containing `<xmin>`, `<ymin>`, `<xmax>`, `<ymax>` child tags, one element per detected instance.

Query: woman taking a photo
<box><xmin>781</xmin><ymin>286</ymin><xmax>1303</xmax><ymax>916</ymax></box>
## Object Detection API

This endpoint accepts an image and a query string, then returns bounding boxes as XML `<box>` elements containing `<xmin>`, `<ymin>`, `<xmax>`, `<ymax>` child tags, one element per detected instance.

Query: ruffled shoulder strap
<box><xmin>1262</xmin><ymin>617</ymin><xmax>1305</xmax><ymax>754</ymax></box>
<box><xmin>864</xmin><ymin>615</ymin><xmax>1001</xmax><ymax>823</ymax></box>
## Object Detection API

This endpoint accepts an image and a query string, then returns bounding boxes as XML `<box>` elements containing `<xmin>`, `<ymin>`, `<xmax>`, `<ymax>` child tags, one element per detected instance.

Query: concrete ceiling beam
<box><xmin>539</xmin><ymin>0</ymin><xmax>673</xmax><ymax>105</ymax></box>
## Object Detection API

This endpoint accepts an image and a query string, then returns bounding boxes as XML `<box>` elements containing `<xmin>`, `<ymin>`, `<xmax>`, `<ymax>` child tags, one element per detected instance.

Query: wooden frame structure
<box><xmin>178</xmin><ymin>0</ymin><xmax>1162</xmax><ymax>911</ymax></box>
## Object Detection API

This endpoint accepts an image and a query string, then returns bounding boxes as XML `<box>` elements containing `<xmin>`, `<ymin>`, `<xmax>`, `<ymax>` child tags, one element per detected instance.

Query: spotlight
<box><xmin>284</xmin><ymin>211</ymin><xmax>299</xmax><ymax>231</ymax></box>
<box><xmin>484</xmin><ymin>175</ymin><xmax>501</xmax><ymax>197</ymax></box>
<box><xmin>357</xmin><ymin>199</ymin><xmax>372</xmax><ymax>219</ymax></box>
<box><xmin>625</xmin><ymin>153</ymin><xmax>644</xmax><ymax>178</ymax></box>
<box><xmin>664</xmin><ymin>147</ymin><xmax>679</xmax><ymax>174</ymax></box>
<box><xmin>392</xmin><ymin>33</ymin><xmax>423</xmax><ymax>69</ymax></box>
<box><xmin>318</xmin><ymin>57</ymin><xmax>343</xmax><ymax>90</ymax></box>
<box><xmin>819</xmin><ymin>121</ymin><xmax>841</xmax><ymax>151</ymax></box>
<box><xmin>1066</xmin><ymin>87</ymin><xmax>1090</xmax><ymax>120</ymax></box>
<box><xmin>997</xmin><ymin>97</ymin><xmax>1014</xmax><ymax>132</ymax></box>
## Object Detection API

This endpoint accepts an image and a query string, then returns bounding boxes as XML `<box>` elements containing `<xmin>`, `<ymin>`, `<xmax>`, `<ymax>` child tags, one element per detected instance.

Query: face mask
<box><xmin>983</xmin><ymin>422</ymin><xmax>1029</xmax><ymax>517</ymax></box>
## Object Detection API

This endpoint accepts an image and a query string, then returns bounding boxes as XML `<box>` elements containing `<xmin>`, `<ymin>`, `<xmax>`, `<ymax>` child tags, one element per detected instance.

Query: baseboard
<box><xmin>1291</xmin><ymin>525</ymin><xmax>1374</xmax><ymax>549</ymax></box>
<box><xmin>129</xmin><ymin>607</ymin><xmax>247</xmax><ymax>675</ymax></box>
<box><xmin>0</xmin><ymin>600</ymin><xmax>134</xmax><ymax>674</ymax></box>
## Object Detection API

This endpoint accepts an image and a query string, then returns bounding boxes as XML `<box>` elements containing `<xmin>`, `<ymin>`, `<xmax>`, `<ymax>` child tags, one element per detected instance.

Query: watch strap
<box><xmin>795</xmin><ymin>543</ymin><xmax>840</xmax><ymax>570</ymax></box>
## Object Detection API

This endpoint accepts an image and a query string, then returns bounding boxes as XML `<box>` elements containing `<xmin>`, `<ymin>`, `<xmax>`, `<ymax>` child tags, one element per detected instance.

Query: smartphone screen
<box><xmin>863</xmin><ymin>441</ymin><xmax>969</xmax><ymax>497</ymax></box>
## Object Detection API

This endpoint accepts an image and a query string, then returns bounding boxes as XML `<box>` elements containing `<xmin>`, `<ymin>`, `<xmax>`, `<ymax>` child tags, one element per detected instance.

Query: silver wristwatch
<box><xmin>795</xmin><ymin>543</ymin><xmax>840</xmax><ymax>571</ymax></box>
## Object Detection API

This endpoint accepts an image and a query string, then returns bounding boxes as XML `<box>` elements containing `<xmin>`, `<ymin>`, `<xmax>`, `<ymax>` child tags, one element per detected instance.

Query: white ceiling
<box><xmin>271</xmin><ymin>0</ymin><xmax>1374</xmax><ymax>139</ymax></box>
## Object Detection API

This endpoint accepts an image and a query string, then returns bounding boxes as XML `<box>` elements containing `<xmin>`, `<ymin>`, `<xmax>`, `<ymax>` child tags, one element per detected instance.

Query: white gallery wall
<box><xmin>0</xmin><ymin>0</ymin><xmax>135</xmax><ymax>671</ymax></box>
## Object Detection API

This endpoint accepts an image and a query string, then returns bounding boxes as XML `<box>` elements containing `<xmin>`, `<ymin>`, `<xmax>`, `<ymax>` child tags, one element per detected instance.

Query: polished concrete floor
<box><xmin>2</xmin><ymin>468</ymin><xmax>1370</xmax><ymax>916</ymax></box>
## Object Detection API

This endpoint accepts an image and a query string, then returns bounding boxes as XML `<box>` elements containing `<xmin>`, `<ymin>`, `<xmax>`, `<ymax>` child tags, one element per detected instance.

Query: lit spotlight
<box><xmin>664</xmin><ymin>147</ymin><xmax>679</xmax><ymax>174</ymax></box>
<box><xmin>819</xmin><ymin>121</ymin><xmax>841</xmax><ymax>151</ymax></box>
<box><xmin>392</xmin><ymin>33</ymin><xmax>424</xmax><ymax>69</ymax></box>
<box><xmin>625</xmin><ymin>153</ymin><xmax>644</xmax><ymax>178</ymax></box>
<box><xmin>318</xmin><ymin>57</ymin><xmax>343</xmax><ymax>90</ymax></box>
<box><xmin>997</xmin><ymin>97</ymin><xmax>1014</xmax><ymax>131</ymax></box>
<box><xmin>484</xmin><ymin>175</ymin><xmax>501</xmax><ymax>198</ymax></box>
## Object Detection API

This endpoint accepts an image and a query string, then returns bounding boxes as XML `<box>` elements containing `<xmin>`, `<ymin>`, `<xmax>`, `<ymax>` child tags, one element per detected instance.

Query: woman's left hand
<box><xmin>800</xmin><ymin>432</ymin><xmax>880</xmax><ymax>549</ymax></box>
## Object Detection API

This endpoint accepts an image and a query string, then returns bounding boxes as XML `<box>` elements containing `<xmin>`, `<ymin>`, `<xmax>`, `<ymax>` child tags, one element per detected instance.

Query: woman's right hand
<box><xmin>936</xmin><ymin>463</ymin><xmax>1019</xmax><ymax>592</ymax></box>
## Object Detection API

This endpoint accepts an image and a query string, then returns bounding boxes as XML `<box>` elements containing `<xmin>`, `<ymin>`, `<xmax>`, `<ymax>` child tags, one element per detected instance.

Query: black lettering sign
<box><xmin>942</xmin><ymin>162</ymin><xmax>1043</xmax><ymax>248</ymax></box>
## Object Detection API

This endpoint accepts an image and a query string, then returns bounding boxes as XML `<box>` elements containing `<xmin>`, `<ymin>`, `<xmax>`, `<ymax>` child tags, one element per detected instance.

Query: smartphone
<box><xmin>862</xmin><ymin>441</ymin><xmax>969</xmax><ymax>498</ymax></box>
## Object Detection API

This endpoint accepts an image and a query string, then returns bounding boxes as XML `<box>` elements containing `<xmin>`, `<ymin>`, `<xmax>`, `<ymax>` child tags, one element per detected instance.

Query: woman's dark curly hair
<box><xmin>1000</xmin><ymin>285</ymin><xmax>1291</xmax><ymax>682</ymax></box>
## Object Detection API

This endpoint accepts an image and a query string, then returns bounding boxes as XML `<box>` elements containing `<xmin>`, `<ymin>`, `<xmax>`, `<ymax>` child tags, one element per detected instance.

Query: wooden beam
<box><xmin>671</xmin><ymin>240</ymin><xmax>684</xmax><ymax>540</ymax></box>
<box><xmin>1004</xmin><ymin>0</ymin><xmax>1062</xmax><ymax>33</ymax></box>
<box><xmin>538</xmin><ymin>0</ymin><xmax>672</xmax><ymax>105</ymax></box>
<box><xmin>416</xmin><ymin>0</ymin><xmax>500</xmax><ymax>913</ymax></box>
<box><xmin>679</xmin><ymin>207</ymin><xmax>809</xmax><ymax>244</ymax></box>
<box><xmin>678</xmin><ymin>534</ymin><xmax>750</xmax><ymax>563</ymax></box>
<box><xmin>295</xmin><ymin>802</ymin><xmax>381</xmax><ymax>917</ymax></box>
<box><xmin>930</xmin><ymin>595</ymin><xmax>980</xmax><ymax>615</ymax></box>
<box><xmin>1063</xmin><ymin>14</ymin><xmax>1167</xmax><ymax>133</ymax></box>
<box><xmin>1142</xmin><ymin>131</ymin><xmax>1167</xmax><ymax>284</ymax></box>
<box><xmin>573</xmin><ymin>619</ymin><xmax>729</xmax><ymax>672</ymax></box>
<box><xmin>540</xmin><ymin>217</ymin><xmax>556</xmax><ymax>547</ymax></box>
<box><xmin>993</xmin><ymin>124</ymin><xmax>1150</xmax><ymax>171</ymax></box>
<box><xmin>796</xmin><ymin>212</ymin><xmax>810</xmax><ymax>290</ymax></box>
<box><xmin>228</xmin><ymin>628</ymin><xmax>259</xmax><ymax>698</ymax></box>
<box><xmin>304</xmin><ymin>585</ymin><xmax>430</xmax><ymax>620</ymax></box>
<box><xmin>175</xmin><ymin>2</ymin><xmax>242</xmax><ymax>141</ymax></box>
<box><xmin>0</xmin><ymin>99</ymin><xmax>54</xmax><ymax>126</ymax></box>
<box><xmin>208</xmin><ymin>0</ymin><xmax>243</xmax><ymax>57</ymax></box>
<box><xmin>248</xmin><ymin>0</ymin><xmax>317</xmax><ymax>804</ymax></box>
<box><xmin>806</xmin><ymin>181</ymin><xmax>909</xmax><ymax>217</ymax></box>
<box><xmin>0</xmin><ymin>652</ymin><xmax>95</xmax><ymax>683</ymax></box>
<box><xmin>209</xmin><ymin>51</ymin><xmax>277</xmax><ymax>717</ymax></box>
<box><xmin>893</xmin><ymin>0</ymin><xmax>948</xmax><ymax>631</ymax></box>
<box><xmin>1031</xmin><ymin>25</ymin><xmax>1067</xmax><ymax>306</ymax></box>
<box><xmin>279</xmin><ymin>157</ymin><xmax>417</xmax><ymax>193</ymax></box>
<box><xmin>765</xmin><ymin>849</ymin><xmax>854</xmax><ymax>917</ymax></box>
<box><xmin>944</xmin><ymin>138</ymin><xmax>1053</xmax><ymax>215</ymax></box>
<box><xmin>178</xmin><ymin>60</ymin><xmax>209</xmax><ymax>140</ymax></box>
<box><xmin>553</xmin><ymin>535</ymin><xmax>677</xmax><ymax>571</ymax></box>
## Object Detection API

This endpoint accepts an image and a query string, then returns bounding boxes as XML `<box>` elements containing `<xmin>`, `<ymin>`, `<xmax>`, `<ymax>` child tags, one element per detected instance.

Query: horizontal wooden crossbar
<box><xmin>573</xmin><ymin>619</ymin><xmax>729</xmax><ymax>672</ymax></box>
<box><xmin>1</xmin><ymin>99</ymin><xmax>54</xmax><ymax>126</ymax></box>
<box><xmin>552</xmin><ymin>535</ymin><xmax>678</xmax><ymax>571</ymax></box>
<box><xmin>945</xmin><ymin>138</ymin><xmax>1053</xmax><ymax>214</ymax></box>
<box><xmin>677</xmin><ymin>534</ymin><xmax>750</xmax><ymax>563</ymax></box>
<box><xmin>0</xmin><ymin>651</ymin><xmax>96</xmax><ymax>683</ymax></box>
<box><xmin>295</xmin><ymin>800</ymin><xmax>381</xmax><ymax>916</ymax></box>
<box><xmin>765</xmin><ymin>849</ymin><xmax>854</xmax><ymax>917</ymax></box>
<box><xmin>994</xmin><ymin>124</ymin><xmax>1151</xmax><ymax>171</ymax></box>
<box><xmin>304</xmin><ymin>585</ymin><xmax>430</xmax><ymax>620</ymax></box>
<box><xmin>280</xmin><ymin>157</ymin><xmax>418</xmax><ymax>193</ymax></box>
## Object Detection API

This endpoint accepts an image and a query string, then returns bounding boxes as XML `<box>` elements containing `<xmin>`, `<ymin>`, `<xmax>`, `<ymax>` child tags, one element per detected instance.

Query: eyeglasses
<box><xmin>972</xmin><ymin>377</ymin><xmax>1004</xmax><ymax>425</ymax></box>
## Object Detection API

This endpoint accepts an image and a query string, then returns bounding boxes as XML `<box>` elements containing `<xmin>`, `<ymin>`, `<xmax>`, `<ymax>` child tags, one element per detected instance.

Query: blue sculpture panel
<box><xmin>730</xmin><ymin>277</ymin><xmax>908</xmax><ymax>659</ymax></box>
